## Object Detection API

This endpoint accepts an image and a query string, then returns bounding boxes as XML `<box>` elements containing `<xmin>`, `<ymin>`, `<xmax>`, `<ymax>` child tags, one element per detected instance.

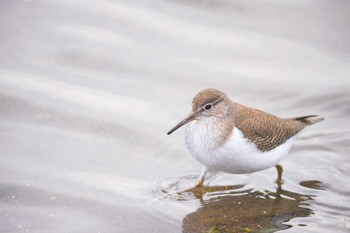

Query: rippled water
<box><xmin>1</xmin><ymin>0</ymin><xmax>350</xmax><ymax>232</ymax></box>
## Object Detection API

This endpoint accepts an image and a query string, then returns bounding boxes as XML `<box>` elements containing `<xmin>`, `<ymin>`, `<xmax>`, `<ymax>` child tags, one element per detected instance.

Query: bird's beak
<box><xmin>167</xmin><ymin>111</ymin><xmax>197</xmax><ymax>135</ymax></box>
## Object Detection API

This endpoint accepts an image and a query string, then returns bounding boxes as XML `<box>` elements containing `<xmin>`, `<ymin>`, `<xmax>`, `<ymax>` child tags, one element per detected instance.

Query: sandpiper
<box><xmin>167</xmin><ymin>88</ymin><xmax>324</xmax><ymax>187</ymax></box>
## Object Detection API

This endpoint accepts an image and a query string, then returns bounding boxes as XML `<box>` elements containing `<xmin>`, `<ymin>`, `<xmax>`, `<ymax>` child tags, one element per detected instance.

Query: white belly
<box><xmin>185</xmin><ymin>121</ymin><xmax>295</xmax><ymax>174</ymax></box>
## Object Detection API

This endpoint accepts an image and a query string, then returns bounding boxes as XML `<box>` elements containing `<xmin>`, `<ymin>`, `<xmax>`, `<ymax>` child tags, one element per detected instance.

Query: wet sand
<box><xmin>0</xmin><ymin>0</ymin><xmax>350</xmax><ymax>232</ymax></box>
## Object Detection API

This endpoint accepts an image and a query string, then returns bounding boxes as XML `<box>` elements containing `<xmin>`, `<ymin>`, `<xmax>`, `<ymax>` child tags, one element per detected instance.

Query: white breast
<box><xmin>185</xmin><ymin>119</ymin><xmax>296</xmax><ymax>174</ymax></box>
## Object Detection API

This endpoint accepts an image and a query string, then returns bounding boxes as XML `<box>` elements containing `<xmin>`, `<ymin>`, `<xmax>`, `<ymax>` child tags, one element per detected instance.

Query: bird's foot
<box><xmin>175</xmin><ymin>179</ymin><xmax>205</xmax><ymax>194</ymax></box>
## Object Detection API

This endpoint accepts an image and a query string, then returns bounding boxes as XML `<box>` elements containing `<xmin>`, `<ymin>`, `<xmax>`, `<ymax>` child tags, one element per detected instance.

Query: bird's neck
<box><xmin>185</xmin><ymin>115</ymin><xmax>234</xmax><ymax>151</ymax></box>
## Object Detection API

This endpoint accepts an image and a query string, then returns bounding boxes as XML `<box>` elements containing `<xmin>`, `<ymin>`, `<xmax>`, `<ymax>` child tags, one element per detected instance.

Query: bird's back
<box><xmin>233</xmin><ymin>103</ymin><xmax>324</xmax><ymax>152</ymax></box>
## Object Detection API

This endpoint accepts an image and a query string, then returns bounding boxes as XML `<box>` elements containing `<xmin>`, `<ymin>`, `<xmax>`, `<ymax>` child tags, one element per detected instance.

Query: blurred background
<box><xmin>0</xmin><ymin>0</ymin><xmax>349</xmax><ymax>232</ymax></box>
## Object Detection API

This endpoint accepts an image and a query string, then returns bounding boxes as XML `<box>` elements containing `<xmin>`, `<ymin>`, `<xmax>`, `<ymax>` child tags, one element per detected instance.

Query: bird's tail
<box><xmin>295</xmin><ymin>115</ymin><xmax>325</xmax><ymax>125</ymax></box>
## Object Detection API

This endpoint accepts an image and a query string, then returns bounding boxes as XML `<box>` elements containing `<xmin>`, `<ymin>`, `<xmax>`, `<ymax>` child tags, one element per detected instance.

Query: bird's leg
<box><xmin>194</xmin><ymin>166</ymin><xmax>208</xmax><ymax>187</ymax></box>
<box><xmin>275</xmin><ymin>164</ymin><xmax>284</xmax><ymax>187</ymax></box>
<box><xmin>176</xmin><ymin>167</ymin><xmax>208</xmax><ymax>193</ymax></box>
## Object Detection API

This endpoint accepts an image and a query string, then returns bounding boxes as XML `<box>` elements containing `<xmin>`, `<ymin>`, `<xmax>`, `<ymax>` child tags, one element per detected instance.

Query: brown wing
<box><xmin>233</xmin><ymin>103</ymin><xmax>313</xmax><ymax>152</ymax></box>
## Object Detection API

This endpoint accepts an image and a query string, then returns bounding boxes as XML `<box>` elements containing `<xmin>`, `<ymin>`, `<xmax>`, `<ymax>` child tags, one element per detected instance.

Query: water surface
<box><xmin>1</xmin><ymin>0</ymin><xmax>350</xmax><ymax>232</ymax></box>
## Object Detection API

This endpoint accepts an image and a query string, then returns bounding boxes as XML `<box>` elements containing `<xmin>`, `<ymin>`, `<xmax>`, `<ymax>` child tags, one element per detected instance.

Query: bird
<box><xmin>167</xmin><ymin>88</ymin><xmax>324</xmax><ymax>188</ymax></box>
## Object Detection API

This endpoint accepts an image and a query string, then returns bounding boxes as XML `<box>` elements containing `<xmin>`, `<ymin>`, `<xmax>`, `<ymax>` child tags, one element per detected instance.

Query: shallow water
<box><xmin>1</xmin><ymin>0</ymin><xmax>350</xmax><ymax>232</ymax></box>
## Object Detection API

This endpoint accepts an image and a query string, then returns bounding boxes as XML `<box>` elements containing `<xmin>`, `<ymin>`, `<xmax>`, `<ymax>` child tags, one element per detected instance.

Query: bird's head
<box><xmin>167</xmin><ymin>88</ymin><xmax>230</xmax><ymax>135</ymax></box>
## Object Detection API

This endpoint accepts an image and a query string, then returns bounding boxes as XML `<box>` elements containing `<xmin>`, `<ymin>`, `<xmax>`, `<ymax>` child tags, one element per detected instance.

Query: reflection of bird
<box><xmin>167</xmin><ymin>88</ymin><xmax>324</xmax><ymax>187</ymax></box>
<box><xmin>182</xmin><ymin>185</ymin><xmax>314</xmax><ymax>233</ymax></box>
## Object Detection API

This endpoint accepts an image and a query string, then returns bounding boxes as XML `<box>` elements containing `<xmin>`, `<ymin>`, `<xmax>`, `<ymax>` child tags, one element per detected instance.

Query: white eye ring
<box><xmin>203</xmin><ymin>103</ymin><xmax>213</xmax><ymax>111</ymax></box>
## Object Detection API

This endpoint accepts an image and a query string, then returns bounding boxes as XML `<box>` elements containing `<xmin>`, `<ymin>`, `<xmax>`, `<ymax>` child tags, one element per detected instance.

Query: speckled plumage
<box><xmin>187</xmin><ymin>88</ymin><xmax>323</xmax><ymax>152</ymax></box>
<box><xmin>233</xmin><ymin>103</ymin><xmax>319</xmax><ymax>152</ymax></box>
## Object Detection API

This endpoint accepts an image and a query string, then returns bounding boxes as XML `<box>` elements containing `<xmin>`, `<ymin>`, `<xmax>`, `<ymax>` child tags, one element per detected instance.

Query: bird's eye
<box><xmin>203</xmin><ymin>103</ymin><xmax>213</xmax><ymax>111</ymax></box>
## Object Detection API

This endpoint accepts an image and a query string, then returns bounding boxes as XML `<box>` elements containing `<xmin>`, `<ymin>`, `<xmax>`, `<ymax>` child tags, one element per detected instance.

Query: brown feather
<box><xmin>233</xmin><ymin>103</ymin><xmax>322</xmax><ymax>152</ymax></box>
<box><xmin>192</xmin><ymin>88</ymin><xmax>226</xmax><ymax>111</ymax></box>
<box><xmin>187</xmin><ymin>88</ymin><xmax>324</xmax><ymax>153</ymax></box>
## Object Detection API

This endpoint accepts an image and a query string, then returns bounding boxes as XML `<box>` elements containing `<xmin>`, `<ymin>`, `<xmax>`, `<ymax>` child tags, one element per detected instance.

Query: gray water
<box><xmin>1</xmin><ymin>0</ymin><xmax>350</xmax><ymax>232</ymax></box>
